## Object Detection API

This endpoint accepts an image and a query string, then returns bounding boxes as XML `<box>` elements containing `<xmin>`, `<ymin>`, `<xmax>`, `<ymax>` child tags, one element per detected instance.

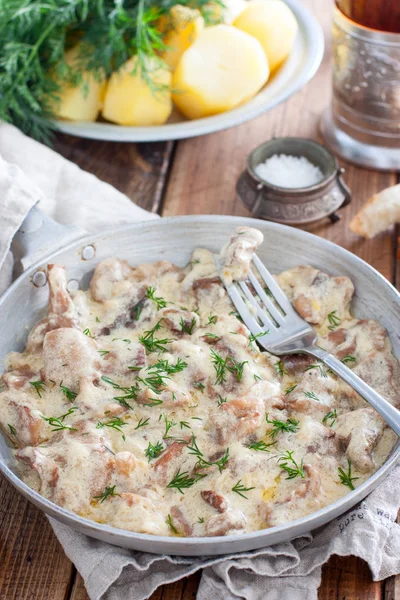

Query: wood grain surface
<box><xmin>0</xmin><ymin>0</ymin><xmax>399</xmax><ymax>599</ymax></box>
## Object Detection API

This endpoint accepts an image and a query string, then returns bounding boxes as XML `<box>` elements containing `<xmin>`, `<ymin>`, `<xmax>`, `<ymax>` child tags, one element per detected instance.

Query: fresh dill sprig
<box><xmin>197</xmin><ymin>516</ymin><xmax>205</xmax><ymax>524</ymax></box>
<box><xmin>341</xmin><ymin>355</ymin><xmax>356</xmax><ymax>365</ymax></box>
<box><xmin>146</xmin><ymin>286</ymin><xmax>167</xmax><ymax>310</ymax></box>
<box><xmin>150</xmin><ymin>358</ymin><xmax>187</xmax><ymax>374</ymax></box>
<box><xmin>327</xmin><ymin>311</ymin><xmax>341</xmax><ymax>330</ymax></box>
<box><xmin>96</xmin><ymin>416</ymin><xmax>127</xmax><ymax>440</ymax></box>
<box><xmin>303</xmin><ymin>390</ymin><xmax>321</xmax><ymax>402</ymax></box>
<box><xmin>30</xmin><ymin>380</ymin><xmax>46</xmax><ymax>398</ymax></box>
<box><xmin>186</xmin><ymin>434</ymin><xmax>229</xmax><ymax>473</ymax></box>
<box><xmin>206</xmin><ymin>314</ymin><xmax>217</xmax><ymax>325</ymax></box>
<box><xmin>42</xmin><ymin>407</ymin><xmax>78</xmax><ymax>432</ymax></box>
<box><xmin>145</xmin><ymin>440</ymin><xmax>164</xmax><ymax>461</ymax></box>
<box><xmin>338</xmin><ymin>459</ymin><xmax>359</xmax><ymax>490</ymax></box>
<box><xmin>322</xmin><ymin>409</ymin><xmax>337</xmax><ymax>427</ymax></box>
<box><xmin>265</xmin><ymin>414</ymin><xmax>300</xmax><ymax>439</ymax></box>
<box><xmin>227</xmin><ymin>357</ymin><xmax>247</xmax><ymax>382</ymax></box>
<box><xmin>248</xmin><ymin>331</ymin><xmax>269</xmax><ymax>346</ymax></box>
<box><xmin>93</xmin><ymin>485</ymin><xmax>120</xmax><ymax>503</ymax></box>
<box><xmin>217</xmin><ymin>394</ymin><xmax>227</xmax><ymax>407</ymax></box>
<box><xmin>139</xmin><ymin>319</ymin><xmax>173</xmax><ymax>354</ymax></box>
<box><xmin>275</xmin><ymin>360</ymin><xmax>287</xmax><ymax>376</ymax></box>
<box><xmin>134</xmin><ymin>417</ymin><xmax>150</xmax><ymax>430</ymax></box>
<box><xmin>180</xmin><ymin>317</ymin><xmax>197</xmax><ymax>335</ymax></box>
<box><xmin>232</xmin><ymin>480</ymin><xmax>255</xmax><ymax>499</ymax></box>
<box><xmin>210</xmin><ymin>349</ymin><xmax>228</xmax><ymax>385</ymax></box>
<box><xmin>98</xmin><ymin>349</ymin><xmax>110</xmax><ymax>356</ymax></box>
<box><xmin>60</xmin><ymin>383</ymin><xmax>77</xmax><ymax>402</ymax></box>
<box><xmin>166</xmin><ymin>513</ymin><xmax>178</xmax><ymax>534</ymax></box>
<box><xmin>137</xmin><ymin>371</ymin><xmax>170</xmax><ymax>394</ymax></box>
<box><xmin>304</xmin><ymin>363</ymin><xmax>327</xmax><ymax>378</ymax></box>
<box><xmin>284</xmin><ymin>384</ymin><xmax>297</xmax><ymax>395</ymax></box>
<box><xmin>7</xmin><ymin>424</ymin><xmax>16</xmax><ymax>436</ymax></box>
<box><xmin>162</xmin><ymin>414</ymin><xmax>176</xmax><ymax>438</ymax></box>
<box><xmin>83</xmin><ymin>328</ymin><xmax>95</xmax><ymax>338</ymax></box>
<box><xmin>167</xmin><ymin>468</ymin><xmax>207</xmax><ymax>494</ymax></box>
<box><xmin>246</xmin><ymin>440</ymin><xmax>276</xmax><ymax>452</ymax></box>
<box><xmin>193</xmin><ymin>381</ymin><xmax>205</xmax><ymax>391</ymax></box>
<box><xmin>278</xmin><ymin>450</ymin><xmax>305</xmax><ymax>479</ymax></box>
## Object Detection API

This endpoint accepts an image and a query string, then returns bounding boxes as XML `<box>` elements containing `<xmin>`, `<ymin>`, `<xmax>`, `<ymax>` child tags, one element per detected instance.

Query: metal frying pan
<box><xmin>1</xmin><ymin>208</ymin><xmax>399</xmax><ymax>556</ymax></box>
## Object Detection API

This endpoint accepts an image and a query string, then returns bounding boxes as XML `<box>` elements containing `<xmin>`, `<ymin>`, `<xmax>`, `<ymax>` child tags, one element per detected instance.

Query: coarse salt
<box><xmin>254</xmin><ymin>154</ymin><xmax>323</xmax><ymax>188</ymax></box>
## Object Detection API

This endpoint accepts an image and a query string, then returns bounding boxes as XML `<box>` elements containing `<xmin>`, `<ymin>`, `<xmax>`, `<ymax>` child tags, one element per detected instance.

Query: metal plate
<box><xmin>55</xmin><ymin>0</ymin><xmax>324</xmax><ymax>142</ymax></box>
<box><xmin>1</xmin><ymin>215</ymin><xmax>399</xmax><ymax>555</ymax></box>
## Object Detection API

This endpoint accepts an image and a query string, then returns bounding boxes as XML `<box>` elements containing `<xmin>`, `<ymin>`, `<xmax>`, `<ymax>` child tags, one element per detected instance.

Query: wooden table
<box><xmin>1</xmin><ymin>0</ymin><xmax>399</xmax><ymax>598</ymax></box>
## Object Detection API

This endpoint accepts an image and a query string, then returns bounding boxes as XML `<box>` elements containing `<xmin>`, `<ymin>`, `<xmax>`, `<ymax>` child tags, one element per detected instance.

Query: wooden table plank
<box><xmin>320</xmin><ymin>555</ymin><xmax>383</xmax><ymax>600</ymax></box>
<box><xmin>54</xmin><ymin>134</ymin><xmax>176</xmax><ymax>214</ymax></box>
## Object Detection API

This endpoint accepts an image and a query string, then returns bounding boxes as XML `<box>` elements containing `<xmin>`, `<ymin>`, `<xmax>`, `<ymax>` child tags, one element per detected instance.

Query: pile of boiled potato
<box><xmin>55</xmin><ymin>0</ymin><xmax>298</xmax><ymax>126</ymax></box>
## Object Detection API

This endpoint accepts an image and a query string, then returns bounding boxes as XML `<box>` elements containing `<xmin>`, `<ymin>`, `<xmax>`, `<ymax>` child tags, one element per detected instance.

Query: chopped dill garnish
<box><xmin>210</xmin><ymin>349</ymin><xmax>228</xmax><ymax>385</ymax></box>
<box><xmin>93</xmin><ymin>485</ymin><xmax>120</xmax><ymax>503</ymax></box>
<box><xmin>327</xmin><ymin>311</ymin><xmax>341</xmax><ymax>331</ymax></box>
<box><xmin>265</xmin><ymin>414</ymin><xmax>300</xmax><ymax>439</ymax></box>
<box><xmin>253</xmin><ymin>374</ymin><xmax>262</xmax><ymax>382</ymax></box>
<box><xmin>303</xmin><ymin>390</ymin><xmax>321</xmax><ymax>402</ymax></box>
<box><xmin>150</xmin><ymin>358</ymin><xmax>188</xmax><ymax>374</ymax></box>
<box><xmin>7</xmin><ymin>424</ymin><xmax>16</xmax><ymax>436</ymax></box>
<box><xmin>341</xmin><ymin>355</ymin><xmax>356</xmax><ymax>365</ymax></box>
<box><xmin>139</xmin><ymin>319</ymin><xmax>173</xmax><ymax>354</ymax></box>
<box><xmin>30</xmin><ymin>380</ymin><xmax>46</xmax><ymax>398</ymax></box>
<box><xmin>232</xmin><ymin>480</ymin><xmax>255</xmax><ymax>499</ymax></box>
<box><xmin>145</xmin><ymin>440</ymin><xmax>164</xmax><ymax>462</ymax></box>
<box><xmin>42</xmin><ymin>407</ymin><xmax>78</xmax><ymax>432</ymax></box>
<box><xmin>98</xmin><ymin>350</ymin><xmax>110</xmax><ymax>356</ymax></box>
<box><xmin>144</xmin><ymin>397</ymin><xmax>163</xmax><ymax>407</ymax></box>
<box><xmin>206</xmin><ymin>314</ymin><xmax>217</xmax><ymax>325</ymax></box>
<box><xmin>186</xmin><ymin>434</ymin><xmax>229</xmax><ymax>473</ymax></box>
<box><xmin>275</xmin><ymin>360</ymin><xmax>287</xmax><ymax>376</ymax></box>
<box><xmin>197</xmin><ymin>516</ymin><xmax>205</xmax><ymax>524</ymax></box>
<box><xmin>96</xmin><ymin>416</ymin><xmax>127</xmax><ymax>440</ymax></box>
<box><xmin>180</xmin><ymin>421</ymin><xmax>191</xmax><ymax>429</ymax></box>
<box><xmin>248</xmin><ymin>331</ymin><xmax>269</xmax><ymax>345</ymax></box>
<box><xmin>180</xmin><ymin>317</ymin><xmax>197</xmax><ymax>335</ymax></box>
<box><xmin>137</xmin><ymin>371</ymin><xmax>170</xmax><ymax>394</ymax></box>
<box><xmin>203</xmin><ymin>333</ymin><xmax>220</xmax><ymax>340</ymax></box>
<box><xmin>135</xmin><ymin>417</ymin><xmax>150</xmax><ymax>430</ymax></box>
<box><xmin>166</xmin><ymin>513</ymin><xmax>178</xmax><ymax>534</ymax></box>
<box><xmin>322</xmin><ymin>409</ymin><xmax>337</xmax><ymax>427</ymax></box>
<box><xmin>278</xmin><ymin>450</ymin><xmax>305</xmax><ymax>479</ymax></box>
<box><xmin>285</xmin><ymin>384</ymin><xmax>297</xmax><ymax>395</ymax></box>
<box><xmin>60</xmin><ymin>383</ymin><xmax>77</xmax><ymax>402</ymax></box>
<box><xmin>167</xmin><ymin>468</ymin><xmax>207</xmax><ymax>494</ymax></box>
<box><xmin>227</xmin><ymin>357</ymin><xmax>248</xmax><ymax>382</ymax></box>
<box><xmin>246</xmin><ymin>440</ymin><xmax>276</xmax><ymax>452</ymax></box>
<box><xmin>162</xmin><ymin>414</ymin><xmax>176</xmax><ymax>438</ymax></box>
<box><xmin>338</xmin><ymin>459</ymin><xmax>359</xmax><ymax>490</ymax></box>
<box><xmin>83</xmin><ymin>328</ymin><xmax>95</xmax><ymax>338</ymax></box>
<box><xmin>95</xmin><ymin>317</ymin><xmax>100</xmax><ymax>323</ymax></box>
<box><xmin>217</xmin><ymin>394</ymin><xmax>227</xmax><ymax>407</ymax></box>
<box><xmin>193</xmin><ymin>381</ymin><xmax>205</xmax><ymax>391</ymax></box>
<box><xmin>304</xmin><ymin>363</ymin><xmax>327</xmax><ymax>378</ymax></box>
<box><xmin>146</xmin><ymin>286</ymin><xmax>167</xmax><ymax>310</ymax></box>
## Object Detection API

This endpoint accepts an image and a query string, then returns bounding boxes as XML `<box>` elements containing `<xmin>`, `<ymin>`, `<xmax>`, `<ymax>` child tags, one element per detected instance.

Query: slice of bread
<box><xmin>350</xmin><ymin>184</ymin><xmax>400</xmax><ymax>239</ymax></box>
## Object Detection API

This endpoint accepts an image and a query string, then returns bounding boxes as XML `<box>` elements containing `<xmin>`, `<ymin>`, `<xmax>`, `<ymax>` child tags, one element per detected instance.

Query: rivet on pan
<box><xmin>67</xmin><ymin>279</ymin><xmax>80</xmax><ymax>292</ymax></box>
<box><xmin>32</xmin><ymin>271</ymin><xmax>47</xmax><ymax>287</ymax></box>
<box><xmin>82</xmin><ymin>245</ymin><xmax>95</xmax><ymax>261</ymax></box>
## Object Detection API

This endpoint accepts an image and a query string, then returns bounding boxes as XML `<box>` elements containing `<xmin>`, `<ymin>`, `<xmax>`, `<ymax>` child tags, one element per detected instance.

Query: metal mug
<box><xmin>321</xmin><ymin>4</ymin><xmax>400</xmax><ymax>171</ymax></box>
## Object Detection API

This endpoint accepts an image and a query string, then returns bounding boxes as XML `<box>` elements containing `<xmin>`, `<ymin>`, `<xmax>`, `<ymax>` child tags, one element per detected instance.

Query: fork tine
<box><xmin>252</xmin><ymin>254</ymin><xmax>293</xmax><ymax>312</ymax></box>
<box><xmin>248</xmin><ymin>269</ymin><xmax>286</xmax><ymax>325</ymax></box>
<box><xmin>239</xmin><ymin>281</ymin><xmax>277</xmax><ymax>330</ymax></box>
<box><xmin>225</xmin><ymin>284</ymin><xmax>267</xmax><ymax>335</ymax></box>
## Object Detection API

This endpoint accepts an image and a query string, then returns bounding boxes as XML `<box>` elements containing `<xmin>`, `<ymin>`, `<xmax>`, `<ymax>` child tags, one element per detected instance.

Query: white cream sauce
<box><xmin>0</xmin><ymin>228</ymin><xmax>398</xmax><ymax>537</ymax></box>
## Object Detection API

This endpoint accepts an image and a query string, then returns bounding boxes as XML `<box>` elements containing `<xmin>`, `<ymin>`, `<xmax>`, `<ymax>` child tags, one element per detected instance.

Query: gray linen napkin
<box><xmin>1</xmin><ymin>122</ymin><xmax>400</xmax><ymax>600</ymax></box>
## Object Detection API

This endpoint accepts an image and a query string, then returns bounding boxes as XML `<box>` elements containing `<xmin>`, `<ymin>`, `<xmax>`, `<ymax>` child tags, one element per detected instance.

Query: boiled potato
<box><xmin>172</xmin><ymin>24</ymin><xmax>269</xmax><ymax>120</ymax></box>
<box><xmin>206</xmin><ymin>0</ymin><xmax>247</xmax><ymax>24</ymax></box>
<box><xmin>160</xmin><ymin>5</ymin><xmax>204</xmax><ymax>70</ymax></box>
<box><xmin>102</xmin><ymin>56</ymin><xmax>172</xmax><ymax>126</ymax></box>
<box><xmin>234</xmin><ymin>0</ymin><xmax>298</xmax><ymax>72</ymax></box>
<box><xmin>53</xmin><ymin>47</ymin><xmax>106</xmax><ymax>122</ymax></box>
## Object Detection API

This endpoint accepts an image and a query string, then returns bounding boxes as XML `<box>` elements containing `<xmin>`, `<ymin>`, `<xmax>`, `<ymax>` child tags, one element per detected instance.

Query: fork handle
<box><xmin>309</xmin><ymin>347</ymin><xmax>400</xmax><ymax>437</ymax></box>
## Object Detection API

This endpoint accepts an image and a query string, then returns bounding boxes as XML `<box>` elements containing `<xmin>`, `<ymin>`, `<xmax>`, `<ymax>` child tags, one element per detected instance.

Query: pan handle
<box><xmin>11</xmin><ymin>204</ymin><xmax>85</xmax><ymax>276</ymax></box>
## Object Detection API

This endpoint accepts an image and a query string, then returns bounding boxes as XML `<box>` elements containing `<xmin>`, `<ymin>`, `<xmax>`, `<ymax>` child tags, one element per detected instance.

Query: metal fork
<box><xmin>219</xmin><ymin>254</ymin><xmax>400</xmax><ymax>437</ymax></box>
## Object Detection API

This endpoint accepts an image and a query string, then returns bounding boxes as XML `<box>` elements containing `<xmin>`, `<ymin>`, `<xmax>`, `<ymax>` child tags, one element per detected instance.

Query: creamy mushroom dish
<box><xmin>0</xmin><ymin>227</ymin><xmax>398</xmax><ymax>537</ymax></box>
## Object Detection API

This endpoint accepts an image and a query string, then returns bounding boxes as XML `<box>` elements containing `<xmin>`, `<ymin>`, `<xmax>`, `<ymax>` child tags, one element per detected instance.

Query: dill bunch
<box><xmin>0</xmin><ymin>0</ymin><xmax>224</xmax><ymax>143</ymax></box>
